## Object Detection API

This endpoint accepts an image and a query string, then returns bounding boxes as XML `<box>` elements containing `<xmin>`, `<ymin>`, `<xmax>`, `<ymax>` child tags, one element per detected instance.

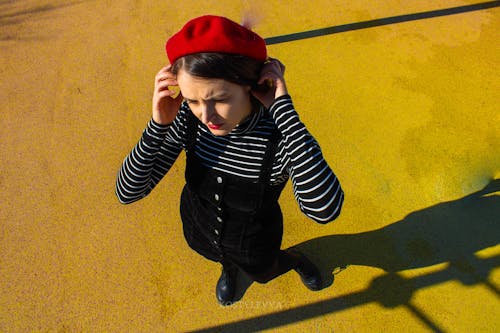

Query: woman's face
<box><xmin>176</xmin><ymin>69</ymin><xmax>253</xmax><ymax>136</ymax></box>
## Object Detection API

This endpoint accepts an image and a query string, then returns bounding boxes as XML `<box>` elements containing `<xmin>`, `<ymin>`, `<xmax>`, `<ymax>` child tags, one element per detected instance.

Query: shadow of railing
<box><xmin>188</xmin><ymin>179</ymin><xmax>499</xmax><ymax>332</ymax></box>
<box><xmin>188</xmin><ymin>256</ymin><xmax>498</xmax><ymax>333</ymax></box>
<box><xmin>264</xmin><ymin>1</ymin><xmax>500</xmax><ymax>45</ymax></box>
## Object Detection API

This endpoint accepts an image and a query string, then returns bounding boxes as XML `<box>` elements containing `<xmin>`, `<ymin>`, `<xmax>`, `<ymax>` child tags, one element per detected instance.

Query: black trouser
<box><xmin>223</xmin><ymin>250</ymin><xmax>300</xmax><ymax>284</ymax></box>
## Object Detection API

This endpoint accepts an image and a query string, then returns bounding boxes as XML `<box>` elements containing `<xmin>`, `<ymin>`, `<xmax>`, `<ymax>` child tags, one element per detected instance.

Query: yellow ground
<box><xmin>1</xmin><ymin>0</ymin><xmax>499</xmax><ymax>332</ymax></box>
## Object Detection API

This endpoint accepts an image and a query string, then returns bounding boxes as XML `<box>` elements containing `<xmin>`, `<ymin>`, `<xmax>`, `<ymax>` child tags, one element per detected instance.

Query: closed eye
<box><xmin>184</xmin><ymin>99</ymin><xmax>198</xmax><ymax>105</ymax></box>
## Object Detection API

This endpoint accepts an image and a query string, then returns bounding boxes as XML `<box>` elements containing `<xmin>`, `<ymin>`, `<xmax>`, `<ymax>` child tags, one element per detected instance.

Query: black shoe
<box><xmin>287</xmin><ymin>249</ymin><xmax>322</xmax><ymax>291</ymax></box>
<box><xmin>216</xmin><ymin>265</ymin><xmax>238</xmax><ymax>305</ymax></box>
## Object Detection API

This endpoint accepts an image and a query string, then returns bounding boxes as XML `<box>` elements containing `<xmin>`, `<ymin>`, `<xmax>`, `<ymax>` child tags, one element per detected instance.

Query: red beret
<box><xmin>165</xmin><ymin>15</ymin><xmax>267</xmax><ymax>64</ymax></box>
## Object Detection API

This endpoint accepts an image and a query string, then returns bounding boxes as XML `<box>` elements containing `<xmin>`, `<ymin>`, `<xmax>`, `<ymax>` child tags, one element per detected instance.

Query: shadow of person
<box><xmin>296</xmin><ymin>178</ymin><xmax>500</xmax><ymax>288</ymax></box>
<box><xmin>192</xmin><ymin>182</ymin><xmax>499</xmax><ymax>331</ymax></box>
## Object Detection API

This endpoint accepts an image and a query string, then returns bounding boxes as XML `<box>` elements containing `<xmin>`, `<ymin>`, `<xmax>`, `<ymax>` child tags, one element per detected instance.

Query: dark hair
<box><xmin>171</xmin><ymin>53</ymin><xmax>263</xmax><ymax>88</ymax></box>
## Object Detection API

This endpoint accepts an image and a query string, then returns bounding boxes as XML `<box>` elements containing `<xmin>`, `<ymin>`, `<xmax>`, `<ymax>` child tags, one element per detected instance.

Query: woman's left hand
<box><xmin>252</xmin><ymin>58</ymin><xmax>288</xmax><ymax>109</ymax></box>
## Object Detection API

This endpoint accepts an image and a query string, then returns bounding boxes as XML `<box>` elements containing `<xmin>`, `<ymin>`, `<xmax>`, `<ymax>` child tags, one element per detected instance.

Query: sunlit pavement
<box><xmin>1</xmin><ymin>1</ymin><xmax>499</xmax><ymax>331</ymax></box>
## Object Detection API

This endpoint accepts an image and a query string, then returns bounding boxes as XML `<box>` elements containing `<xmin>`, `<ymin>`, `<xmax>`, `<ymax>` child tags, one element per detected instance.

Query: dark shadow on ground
<box><xmin>264</xmin><ymin>1</ymin><xmax>500</xmax><ymax>44</ymax></box>
<box><xmin>299</xmin><ymin>178</ymin><xmax>499</xmax><ymax>287</ymax></box>
<box><xmin>0</xmin><ymin>0</ymin><xmax>87</xmax><ymax>41</ymax></box>
<box><xmin>190</xmin><ymin>178</ymin><xmax>499</xmax><ymax>332</ymax></box>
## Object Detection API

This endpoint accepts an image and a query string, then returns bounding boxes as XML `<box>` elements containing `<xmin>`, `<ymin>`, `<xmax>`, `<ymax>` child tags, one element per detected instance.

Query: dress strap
<box><xmin>186</xmin><ymin>108</ymin><xmax>199</xmax><ymax>156</ymax></box>
<box><xmin>259</xmin><ymin>127</ymin><xmax>281</xmax><ymax>184</ymax></box>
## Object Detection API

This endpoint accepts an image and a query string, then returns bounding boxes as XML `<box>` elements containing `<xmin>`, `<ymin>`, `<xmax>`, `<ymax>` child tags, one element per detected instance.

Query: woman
<box><xmin>116</xmin><ymin>15</ymin><xmax>344</xmax><ymax>305</ymax></box>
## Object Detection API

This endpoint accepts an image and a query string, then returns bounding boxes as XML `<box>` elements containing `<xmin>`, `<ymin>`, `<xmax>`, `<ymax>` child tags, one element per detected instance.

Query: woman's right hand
<box><xmin>152</xmin><ymin>65</ymin><xmax>183</xmax><ymax>125</ymax></box>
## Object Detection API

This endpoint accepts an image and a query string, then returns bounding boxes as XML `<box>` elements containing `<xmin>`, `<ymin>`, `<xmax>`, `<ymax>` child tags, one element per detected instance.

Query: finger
<box><xmin>266</xmin><ymin>58</ymin><xmax>285</xmax><ymax>74</ymax></box>
<box><xmin>258</xmin><ymin>67</ymin><xmax>280</xmax><ymax>83</ymax></box>
<box><xmin>162</xmin><ymin>64</ymin><xmax>173</xmax><ymax>72</ymax></box>
<box><xmin>155</xmin><ymin>79</ymin><xmax>178</xmax><ymax>92</ymax></box>
<box><xmin>155</xmin><ymin>65</ymin><xmax>172</xmax><ymax>77</ymax></box>
<box><xmin>156</xmin><ymin>89</ymin><xmax>178</xmax><ymax>99</ymax></box>
<box><xmin>156</xmin><ymin>71</ymin><xmax>177</xmax><ymax>83</ymax></box>
<box><xmin>278</xmin><ymin>62</ymin><xmax>285</xmax><ymax>73</ymax></box>
<box><xmin>156</xmin><ymin>77</ymin><xmax>177</xmax><ymax>87</ymax></box>
<box><xmin>155</xmin><ymin>65</ymin><xmax>176</xmax><ymax>80</ymax></box>
<box><xmin>265</xmin><ymin>57</ymin><xmax>280</xmax><ymax>67</ymax></box>
<box><xmin>260</xmin><ymin>62</ymin><xmax>283</xmax><ymax>77</ymax></box>
<box><xmin>156</xmin><ymin>76</ymin><xmax>175</xmax><ymax>88</ymax></box>
<box><xmin>271</xmin><ymin>61</ymin><xmax>284</xmax><ymax>74</ymax></box>
<box><xmin>156</xmin><ymin>84</ymin><xmax>177</xmax><ymax>94</ymax></box>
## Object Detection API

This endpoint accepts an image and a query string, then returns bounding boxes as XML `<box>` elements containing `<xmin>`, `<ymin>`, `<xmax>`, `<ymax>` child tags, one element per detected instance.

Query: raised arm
<box><xmin>115</xmin><ymin>120</ymin><xmax>183</xmax><ymax>204</ymax></box>
<box><xmin>252</xmin><ymin>58</ymin><xmax>344</xmax><ymax>223</ymax></box>
<box><xmin>272</xmin><ymin>96</ymin><xmax>343</xmax><ymax>222</ymax></box>
<box><xmin>116</xmin><ymin>66</ymin><xmax>185</xmax><ymax>204</ymax></box>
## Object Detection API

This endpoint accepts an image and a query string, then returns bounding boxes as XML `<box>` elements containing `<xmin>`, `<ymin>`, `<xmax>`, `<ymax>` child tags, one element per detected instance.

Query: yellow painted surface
<box><xmin>1</xmin><ymin>0</ymin><xmax>498</xmax><ymax>332</ymax></box>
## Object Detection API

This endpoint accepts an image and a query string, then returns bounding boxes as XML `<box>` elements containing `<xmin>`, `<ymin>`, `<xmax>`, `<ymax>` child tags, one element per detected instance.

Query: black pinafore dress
<box><xmin>179</xmin><ymin>110</ymin><xmax>287</xmax><ymax>275</ymax></box>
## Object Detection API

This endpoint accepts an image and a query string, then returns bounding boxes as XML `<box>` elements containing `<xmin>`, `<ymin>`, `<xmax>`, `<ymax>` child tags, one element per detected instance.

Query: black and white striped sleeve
<box><xmin>270</xmin><ymin>95</ymin><xmax>344</xmax><ymax>223</ymax></box>
<box><xmin>115</xmin><ymin>112</ymin><xmax>186</xmax><ymax>204</ymax></box>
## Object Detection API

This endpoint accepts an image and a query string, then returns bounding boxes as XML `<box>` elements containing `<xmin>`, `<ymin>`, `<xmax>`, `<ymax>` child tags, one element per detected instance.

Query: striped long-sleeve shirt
<box><xmin>116</xmin><ymin>95</ymin><xmax>344</xmax><ymax>223</ymax></box>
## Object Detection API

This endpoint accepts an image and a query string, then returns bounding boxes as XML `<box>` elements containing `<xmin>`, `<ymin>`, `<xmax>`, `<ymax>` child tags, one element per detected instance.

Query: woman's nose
<box><xmin>200</xmin><ymin>102</ymin><xmax>215</xmax><ymax>124</ymax></box>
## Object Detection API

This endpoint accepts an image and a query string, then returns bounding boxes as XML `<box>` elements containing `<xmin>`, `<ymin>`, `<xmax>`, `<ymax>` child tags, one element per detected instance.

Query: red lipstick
<box><xmin>208</xmin><ymin>123</ymin><xmax>223</xmax><ymax>130</ymax></box>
